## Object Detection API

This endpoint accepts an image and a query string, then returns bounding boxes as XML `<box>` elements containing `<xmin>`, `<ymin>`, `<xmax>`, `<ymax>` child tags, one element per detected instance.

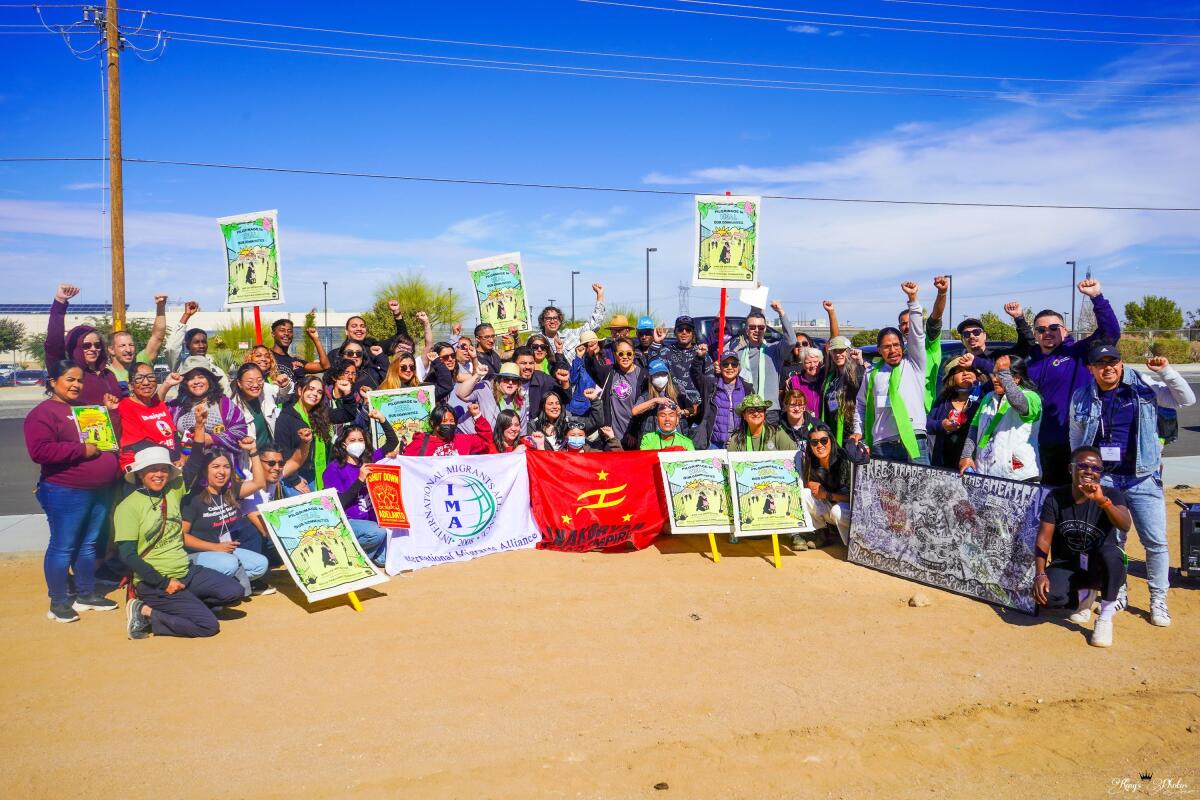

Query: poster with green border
<box><xmin>693</xmin><ymin>195</ymin><xmax>761</xmax><ymax>288</ymax></box>
<box><xmin>72</xmin><ymin>405</ymin><xmax>118</xmax><ymax>451</ymax></box>
<box><xmin>366</xmin><ymin>386</ymin><xmax>435</xmax><ymax>451</ymax></box>
<box><xmin>658</xmin><ymin>449</ymin><xmax>734</xmax><ymax>534</ymax></box>
<box><xmin>728</xmin><ymin>450</ymin><xmax>813</xmax><ymax>537</ymax></box>
<box><xmin>218</xmin><ymin>209</ymin><xmax>285</xmax><ymax>308</ymax></box>
<box><xmin>258</xmin><ymin>489</ymin><xmax>388</xmax><ymax>604</ymax></box>
<box><xmin>468</xmin><ymin>251</ymin><xmax>531</xmax><ymax>333</ymax></box>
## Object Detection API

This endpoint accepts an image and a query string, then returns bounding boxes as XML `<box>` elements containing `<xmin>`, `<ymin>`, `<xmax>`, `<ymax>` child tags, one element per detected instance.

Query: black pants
<box><xmin>135</xmin><ymin>566</ymin><xmax>243</xmax><ymax>638</ymax></box>
<box><xmin>1044</xmin><ymin>541</ymin><xmax>1126</xmax><ymax>606</ymax></box>
<box><xmin>1040</xmin><ymin>441</ymin><xmax>1071</xmax><ymax>487</ymax></box>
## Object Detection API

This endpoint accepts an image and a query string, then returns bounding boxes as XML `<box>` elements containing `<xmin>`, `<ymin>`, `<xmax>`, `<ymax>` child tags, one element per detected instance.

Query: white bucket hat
<box><xmin>124</xmin><ymin>446</ymin><xmax>181</xmax><ymax>484</ymax></box>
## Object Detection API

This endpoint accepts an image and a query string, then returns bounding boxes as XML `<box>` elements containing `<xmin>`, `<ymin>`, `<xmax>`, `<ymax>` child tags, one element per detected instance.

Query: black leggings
<box><xmin>1044</xmin><ymin>542</ymin><xmax>1126</xmax><ymax>605</ymax></box>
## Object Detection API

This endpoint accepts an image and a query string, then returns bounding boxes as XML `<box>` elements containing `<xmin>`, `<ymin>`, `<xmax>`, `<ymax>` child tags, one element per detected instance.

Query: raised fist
<box><xmin>933</xmin><ymin>276</ymin><xmax>950</xmax><ymax>293</ymax></box>
<box><xmin>821</xmin><ymin>300</ymin><xmax>834</xmax><ymax>313</ymax></box>
<box><xmin>1146</xmin><ymin>356</ymin><xmax>1168</xmax><ymax>372</ymax></box>
<box><xmin>238</xmin><ymin>436</ymin><xmax>256</xmax><ymax>453</ymax></box>
<box><xmin>305</xmin><ymin>327</ymin><xmax>319</xmax><ymax>340</ymax></box>
<box><xmin>1003</xmin><ymin>302</ymin><xmax>1023</xmax><ymax>320</ymax></box>
<box><xmin>452</xmin><ymin>323</ymin><xmax>463</xmax><ymax>336</ymax></box>
<box><xmin>769</xmin><ymin>299</ymin><xmax>784</xmax><ymax>315</ymax></box>
<box><xmin>154</xmin><ymin>293</ymin><xmax>168</xmax><ymax>306</ymax></box>
<box><xmin>415</xmin><ymin>311</ymin><xmax>429</xmax><ymax>324</ymax></box>
<box><xmin>297</xmin><ymin>427</ymin><xmax>314</xmax><ymax>443</ymax></box>
<box><xmin>1078</xmin><ymin>278</ymin><xmax>1101</xmax><ymax>298</ymax></box>
<box><xmin>55</xmin><ymin>284</ymin><xmax>80</xmax><ymax>303</ymax></box>
<box><xmin>183</xmin><ymin>300</ymin><xmax>200</xmax><ymax>316</ymax></box>
<box><xmin>592</xmin><ymin>282</ymin><xmax>604</xmax><ymax>296</ymax></box>
<box><xmin>387</xmin><ymin>299</ymin><xmax>401</xmax><ymax>317</ymax></box>
<box><xmin>653</xmin><ymin>326</ymin><xmax>667</xmax><ymax>344</ymax></box>
<box><xmin>901</xmin><ymin>282</ymin><xmax>919</xmax><ymax>301</ymax></box>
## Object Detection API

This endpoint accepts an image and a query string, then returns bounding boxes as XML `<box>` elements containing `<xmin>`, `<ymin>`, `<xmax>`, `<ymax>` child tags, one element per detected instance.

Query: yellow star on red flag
<box><xmin>622</xmin><ymin>513</ymin><xmax>633</xmax><ymax>522</ymax></box>
<box><xmin>561</xmin><ymin>514</ymin><xmax>572</xmax><ymax>524</ymax></box>
<box><xmin>596</xmin><ymin>470</ymin><xmax>609</xmax><ymax>481</ymax></box>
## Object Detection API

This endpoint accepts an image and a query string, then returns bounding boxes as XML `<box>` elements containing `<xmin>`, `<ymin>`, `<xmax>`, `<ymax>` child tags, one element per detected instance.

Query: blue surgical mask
<box><xmin>567</xmin><ymin>434</ymin><xmax>586</xmax><ymax>449</ymax></box>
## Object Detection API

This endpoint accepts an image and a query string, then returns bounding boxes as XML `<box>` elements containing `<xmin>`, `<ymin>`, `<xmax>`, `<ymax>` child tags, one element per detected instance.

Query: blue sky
<box><xmin>1</xmin><ymin>0</ymin><xmax>1198</xmax><ymax>328</ymax></box>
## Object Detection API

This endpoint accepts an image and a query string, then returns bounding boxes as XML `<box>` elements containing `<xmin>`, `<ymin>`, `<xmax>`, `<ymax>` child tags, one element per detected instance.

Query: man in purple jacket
<box><xmin>1028</xmin><ymin>278</ymin><xmax>1120</xmax><ymax>486</ymax></box>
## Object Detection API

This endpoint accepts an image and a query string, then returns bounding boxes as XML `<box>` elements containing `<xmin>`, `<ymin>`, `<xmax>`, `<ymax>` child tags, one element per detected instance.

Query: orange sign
<box><xmin>365</xmin><ymin>465</ymin><xmax>409</xmax><ymax>529</ymax></box>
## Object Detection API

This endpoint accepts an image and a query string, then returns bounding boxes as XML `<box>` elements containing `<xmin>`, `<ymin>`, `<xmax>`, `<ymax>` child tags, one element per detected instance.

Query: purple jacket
<box><xmin>24</xmin><ymin>398</ymin><xmax>121</xmax><ymax>489</ymax></box>
<box><xmin>1027</xmin><ymin>294</ymin><xmax>1120</xmax><ymax>445</ymax></box>
<box><xmin>45</xmin><ymin>300</ymin><xmax>121</xmax><ymax>406</ymax></box>
<box><xmin>321</xmin><ymin>449</ymin><xmax>388</xmax><ymax>522</ymax></box>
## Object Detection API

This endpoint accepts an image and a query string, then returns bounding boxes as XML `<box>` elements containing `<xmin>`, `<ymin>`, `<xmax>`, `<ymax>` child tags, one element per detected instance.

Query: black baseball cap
<box><xmin>1087</xmin><ymin>340</ymin><xmax>1121</xmax><ymax>364</ymax></box>
<box><xmin>674</xmin><ymin>315</ymin><xmax>695</xmax><ymax>331</ymax></box>
<box><xmin>956</xmin><ymin>317</ymin><xmax>984</xmax><ymax>335</ymax></box>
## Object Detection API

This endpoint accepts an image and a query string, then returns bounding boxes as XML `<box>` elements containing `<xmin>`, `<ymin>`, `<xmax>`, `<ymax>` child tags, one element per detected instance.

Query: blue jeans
<box><xmin>35</xmin><ymin>482</ymin><xmax>111</xmax><ymax>604</ymax></box>
<box><xmin>1102</xmin><ymin>471</ymin><xmax>1168</xmax><ymax>591</ymax></box>
<box><xmin>873</xmin><ymin>434</ymin><xmax>931</xmax><ymax>466</ymax></box>
<box><xmin>349</xmin><ymin>518</ymin><xmax>388</xmax><ymax>565</ymax></box>
<box><xmin>189</xmin><ymin>549</ymin><xmax>269</xmax><ymax>597</ymax></box>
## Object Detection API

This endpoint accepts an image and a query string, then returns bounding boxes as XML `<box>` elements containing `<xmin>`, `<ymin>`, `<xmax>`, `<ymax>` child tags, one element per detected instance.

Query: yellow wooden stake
<box><xmin>707</xmin><ymin>531</ymin><xmax>721</xmax><ymax>563</ymax></box>
<box><xmin>347</xmin><ymin>591</ymin><xmax>364</xmax><ymax>612</ymax></box>
<box><xmin>771</xmin><ymin>533</ymin><xmax>782</xmax><ymax>569</ymax></box>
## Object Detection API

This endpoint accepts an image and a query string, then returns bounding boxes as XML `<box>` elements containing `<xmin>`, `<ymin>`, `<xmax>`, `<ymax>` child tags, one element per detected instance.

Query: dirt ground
<box><xmin>1</xmin><ymin>489</ymin><xmax>1198</xmax><ymax>800</ymax></box>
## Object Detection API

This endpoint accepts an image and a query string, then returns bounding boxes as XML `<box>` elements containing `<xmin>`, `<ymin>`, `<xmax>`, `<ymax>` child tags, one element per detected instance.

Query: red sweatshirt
<box><xmin>24</xmin><ymin>398</ymin><xmax>121</xmax><ymax>489</ymax></box>
<box><xmin>117</xmin><ymin>397</ymin><xmax>178</xmax><ymax>469</ymax></box>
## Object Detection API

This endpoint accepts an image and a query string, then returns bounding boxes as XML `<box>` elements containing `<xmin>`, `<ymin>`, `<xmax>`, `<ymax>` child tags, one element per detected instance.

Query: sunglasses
<box><xmin>745</xmin><ymin>408</ymin><xmax>766</xmax><ymax>415</ymax></box>
<box><xmin>261</xmin><ymin>459</ymin><xmax>285</xmax><ymax>467</ymax></box>
<box><xmin>1035</xmin><ymin>324</ymin><xmax>1065</xmax><ymax>334</ymax></box>
<box><xmin>81</xmin><ymin>342</ymin><xmax>103</xmax><ymax>351</ymax></box>
<box><xmin>532</xmin><ymin>343</ymin><xmax>549</xmax><ymax>350</ymax></box>
<box><xmin>398</xmin><ymin>364</ymin><xmax>415</xmax><ymax>371</ymax></box>
<box><xmin>616</xmin><ymin>351</ymin><xmax>635</xmax><ymax>358</ymax></box>
<box><xmin>439</xmin><ymin>353</ymin><xmax>455</xmax><ymax>360</ymax></box>
<box><xmin>344</xmin><ymin>351</ymin><xmax>364</xmax><ymax>358</ymax></box>
<box><xmin>721</xmin><ymin>361</ymin><xmax>740</xmax><ymax>368</ymax></box>
<box><xmin>1073</xmin><ymin>462</ymin><xmax>1103</xmax><ymax>474</ymax></box>
<box><xmin>961</xmin><ymin>328</ymin><xmax>984</xmax><ymax>338</ymax></box>
<box><xmin>810</xmin><ymin>436</ymin><xmax>831</xmax><ymax>446</ymax></box>
<box><xmin>746</xmin><ymin>325</ymin><xmax>766</xmax><ymax>332</ymax></box>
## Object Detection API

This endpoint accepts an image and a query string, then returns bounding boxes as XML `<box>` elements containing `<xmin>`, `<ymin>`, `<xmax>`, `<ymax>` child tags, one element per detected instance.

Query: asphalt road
<box><xmin>1</xmin><ymin>385</ymin><xmax>1198</xmax><ymax>517</ymax></box>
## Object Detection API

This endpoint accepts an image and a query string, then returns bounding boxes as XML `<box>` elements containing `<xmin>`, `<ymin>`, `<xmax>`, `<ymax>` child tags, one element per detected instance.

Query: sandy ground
<box><xmin>1</xmin><ymin>490</ymin><xmax>1198</xmax><ymax>800</ymax></box>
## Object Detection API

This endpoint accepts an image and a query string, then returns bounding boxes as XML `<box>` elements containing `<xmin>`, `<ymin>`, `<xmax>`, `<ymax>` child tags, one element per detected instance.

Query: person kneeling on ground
<box><xmin>798</xmin><ymin>423</ymin><xmax>852</xmax><ymax>550</ymax></box>
<box><xmin>1033</xmin><ymin>446</ymin><xmax>1131</xmax><ymax>648</ymax></box>
<box><xmin>116</xmin><ymin>446</ymin><xmax>244</xmax><ymax>640</ymax></box>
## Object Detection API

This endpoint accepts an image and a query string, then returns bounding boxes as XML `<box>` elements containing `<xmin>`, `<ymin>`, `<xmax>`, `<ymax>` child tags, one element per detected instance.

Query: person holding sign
<box><xmin>958</xmin><ymin>355</ymin><xmax>1042</xmax><ymax>482</ymax></box>
<box><xmin>320</xmin><ymin>410</ymin><xmax>399</xmax><ymax>565</ymax></box>
<box><xmin>24</xmin><ymin>360</ymin><xmax>122</xmax><ymax>623</ymax></box>
<box><xmin>1034</xmin><ymin>446</ymin><xmax>1132</xmax><ymax>648</ymax></box>
<box><xmin>851</xmin><ymin>282</ymin><xmax>929</xmax><ymax>465</ymax></box>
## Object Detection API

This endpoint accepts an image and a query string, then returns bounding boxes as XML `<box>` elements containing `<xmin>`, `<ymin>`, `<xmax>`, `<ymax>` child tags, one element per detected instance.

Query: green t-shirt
<box><xmin>107</xmin><ymin>348</ymin><xmax>152</xmax><ymax>385</ymax></box>
<box><xmin>639</xmin><ymin>431</ymin><xmax>695</xmax><ymax>451</ymax></box>
<box><xmin>113</xmin><ymin>480</ymin><xmax>189</xmax><ymax>584</ymax></box>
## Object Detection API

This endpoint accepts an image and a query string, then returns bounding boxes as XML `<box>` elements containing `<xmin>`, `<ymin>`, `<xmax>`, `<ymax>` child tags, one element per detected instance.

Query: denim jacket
<box><xmin>1069</xmin><ymin>366</ymin><xmax>1195</xmax><ymax>477</ymax></box>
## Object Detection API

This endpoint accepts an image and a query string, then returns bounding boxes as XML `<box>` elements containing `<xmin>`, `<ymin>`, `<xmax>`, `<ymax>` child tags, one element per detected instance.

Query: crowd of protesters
<box><xmin>22</xmin><ymin>275</ymin><xmax>1194</xmax><ymax>648</ymax></box>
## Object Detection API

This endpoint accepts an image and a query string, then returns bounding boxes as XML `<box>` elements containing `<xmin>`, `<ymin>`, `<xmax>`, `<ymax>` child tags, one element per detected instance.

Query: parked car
<box><xmin>0</xmin><ymin>363</ymin><xmax>17</xmax><ymax>381</ymax></box>
<box><xmin>12</xmin><ymin>369</ymin><xmax>48</xmax><ymax>387</ymax></box>
<box><xmin>153</xmin><ymin>364</ymin><xmax>171</xmax><ymax>382</ymax></box>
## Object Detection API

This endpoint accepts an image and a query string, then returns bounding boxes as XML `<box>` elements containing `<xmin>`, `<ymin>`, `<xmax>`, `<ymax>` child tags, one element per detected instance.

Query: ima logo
<box><xmin>422</xmin><ymin>466</ymin><xmax>499</xmax><ymax>545</ymax></box>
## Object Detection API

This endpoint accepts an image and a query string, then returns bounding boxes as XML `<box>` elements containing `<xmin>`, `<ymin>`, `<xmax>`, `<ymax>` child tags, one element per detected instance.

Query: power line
<box><xmin>144</xmin><ymin>30</ymin><xmax>1174</xmax><ymax>102</ymax></box>
<box><xmin>2</xmin><ymin>156</ymin><xmax>1198</xmax><ymax>212</ymax></box>
<box><xmin>880</xmin><ymin>0</ymin><xmax>1200</xmax><ymax>23</ymax></box>
<box><xmin>668</xmin><ymin>0</ymin><xmax>1200</xmax><ymax>39</ymax></box>
<box><xmin>577</xmin><ymin>0</ymin><xmax>1200</xmax><ymax>46</ymax></box>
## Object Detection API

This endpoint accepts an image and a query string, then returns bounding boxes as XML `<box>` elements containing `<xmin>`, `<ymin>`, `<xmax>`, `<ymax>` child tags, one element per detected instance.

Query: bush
<box><xmin>1191</xmin><ymin>341</ymin><xmax>1200</xmax><ymax>363</ymax></box>
<box><xmin>1151</xmin><ymin>337</ymin><xmax>1191</xmax><ymax>363</ymax></box>
<box><xmin>1117</xmin><ymin>337</ymin><xmax>1150</xmax><ymax>363</ymax></box>
<box><xmin>851</xmin><ymin>329</ymin><xmax>880</xmax><ymax>347</ymax></box>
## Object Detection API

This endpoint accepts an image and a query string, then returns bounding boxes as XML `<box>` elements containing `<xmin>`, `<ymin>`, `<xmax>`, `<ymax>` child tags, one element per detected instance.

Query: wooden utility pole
<box><xmin>104</xmin><ymin>0</ymin><xmax>126</xmax><ymax>331</ymax></box>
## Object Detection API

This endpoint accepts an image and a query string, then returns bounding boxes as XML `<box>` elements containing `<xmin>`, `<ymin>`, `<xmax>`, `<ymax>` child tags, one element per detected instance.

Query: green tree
<box><xmin>360</xmin><ymin>275</ymin><xmax>463</xmax><ymax>344</ymax></box>
<box><xmin>85</xmin><ymin>314</ymin><xmax>157</xmax><ymax>354</ymax></box>
<box><xmin>1124</xmin><ymin>295</ymin><xmax>1183</xmax><ymax>333</ymax></box>
<box><xmin>599</xmin><ymin>304</ymin><xmax>653</xmax><ymax>340</ymax></box>
<box><xmin>851</xmin><ymin>329</ymin><xmax>880</xmax><ymax>347</ymax></box>
<box><xmin>302</xmin><ymin>309</ymin><xmax>317</xmax><ymax>362</ymax></box>
<box><xmin>0</xmin><ymin>318</ymin><xmax>26</xmax><ymax>358</ymax></box>
<box><xmin>25</xmin><ymin>332</ymin><xmax>46</xmax><ymax>364</ymax></box>
<box><xmin>206</xmin><ymin>320</ymin><xmax>262</xmax><ymax>374</ymax></box>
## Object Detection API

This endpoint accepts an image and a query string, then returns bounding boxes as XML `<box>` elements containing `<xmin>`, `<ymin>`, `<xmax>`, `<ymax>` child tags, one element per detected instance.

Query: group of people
<box><xmin>22</xmin><ymin>275</ymin><xmax>1193</xmax><ymax>648</ymax></box>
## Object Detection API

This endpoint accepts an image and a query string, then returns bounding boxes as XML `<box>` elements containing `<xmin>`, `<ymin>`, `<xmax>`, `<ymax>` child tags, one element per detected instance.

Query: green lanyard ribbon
<box><xmin>295</xmin><ymin>403</ymin><xmax>326</xmax><ymax>490</ymax></box>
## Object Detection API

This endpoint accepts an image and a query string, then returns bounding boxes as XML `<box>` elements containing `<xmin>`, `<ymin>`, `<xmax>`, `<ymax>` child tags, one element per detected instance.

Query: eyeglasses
<box><xmin>131</xmin><ymin>374</ymin><xmax>157</xmax><ymax>383</ymax></box>
<box><xmin>478</xmin><ymin>333</ymin><xmax>496</xmax><ymax>340</ymax></box>
<box><xmin>81</xmin><ymin>342</ymin><xmax>103</xmax><ymax>351</ymax></box>
<box><xmin>746</xmin><ymin>325</ymin><xmax>766</xmax><ymax>331</ymax></box>
<box><xmin>1035</xmin><ymin>324</ymin><xmax>1065</xmax><ymax>334</ymax></box>
<box><xmin>1073</xmin><ymin>462</ymin><xmax>1103</xmax><ymax>474</ymax></box>
<box><xmin>961</xmin><ymin>328</ymin><xmax>984</xmax><ymax>338</ymax></box>
<box><xmin>240</xmin><ymin>380</ymin><xmax>264</xmax><ymax>389</ymax></box>
<box><xmin>261</xmin><ymin>459</ymin><xmax>284</xmax><ymax>467</ymax></box>
<box><xmin>810</xmin><ymin>436</ymin><xmax>831</xmax><ymax>446</ymax></box>
<box><xmin>542</xmin><ymin>315</ymin><xmax>561</xmax><ymax>322</ymax></box>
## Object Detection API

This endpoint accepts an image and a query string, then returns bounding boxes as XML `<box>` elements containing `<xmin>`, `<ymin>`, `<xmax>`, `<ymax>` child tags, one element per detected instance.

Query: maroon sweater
<box><xmin>24</xmin><ymin>398</ymin><xmax>121</xmax><ymax>489</ymax></box>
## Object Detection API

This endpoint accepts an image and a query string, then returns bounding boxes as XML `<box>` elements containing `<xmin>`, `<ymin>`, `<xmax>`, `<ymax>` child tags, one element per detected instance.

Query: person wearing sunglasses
<box><xmin>43</xmin><ymin>283</ymin><xmax>122</xmax><ymax>405</ymax></box>
<box><xmin>379</xmin><ymin>353</ymin><xmax>423</xmax><ymax>390</ymax></box>
<box><xmin>647</xmin><ymin>315</ymin><xmax>711</xmax><ymax>418</ymax></box>
<box><xmin>730</xmin><ymin>299</ymin><xmax>796</xmax><ymax>424</ymax></box>
<box><xmin>1068</xmin><ymin>342</ymin><xmax>1194</xmax><ymax>628</ymax></box>
<box><xmin>696</xmin><ymin>351</ymin><xmax>752</xmax><ymax>450</ymax></box>
<box><xmin>896</xmin><ymin>276</ymin><xmax>949</xmax><ymax>413</ymax></box>
<box><xmin>590</xmin><ymin>340</ymin><xmax>646</xmax><ymax>449</ymax></box>
<box><xmin>953</xmin><ymin>301</ymin><xmax>1035</xmax><ymax>371</ymax></box>
<box><xmin>1034</xmin><ymin>446</ymin><xmax>1132</xmax><ymax>648</ymax></box>
<box><xmin>1025</xmin><ymin>278</ymin><xmax>1121</xmax><ymax>487</ymax></box>
<box><xmin>799</xmin><ymin>422</ymin><xmax>852</xmax><ymax>549</ymax></box>
<box><xmin>537</xmin><ymin>282</ymin><xmax>606</xmax><ymax>359</ymax></box>
<box><xmin>958</xmin><ymin>355</ymin><xmax>1042</xmax><ymax>482</ymax></box>
<box><xmin>243</xmin><ymin>439</ymin><xmax>314</xmax><ymax>559</ymax></box>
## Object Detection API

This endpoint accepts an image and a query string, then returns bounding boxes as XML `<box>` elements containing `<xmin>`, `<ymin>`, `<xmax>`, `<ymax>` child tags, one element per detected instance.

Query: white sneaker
<box><xmin>1114</xmin><ymin>582</ymin><xmax>1128</xmax><ymax>612</ymax></box>
<box><xmin>1068</xmin><ymin>590</ymin><xmax>1098</xmax><ymax>624</ymax></box>
<box><xmin>1149</xmin><ymin>590</ymin><xmax>1171</xmax><ymax>627</ymax></box>
<box><xmin>1091</xmin><ymin>617</ymin><xmax>1114</xmax><ymax>648</ymax></box>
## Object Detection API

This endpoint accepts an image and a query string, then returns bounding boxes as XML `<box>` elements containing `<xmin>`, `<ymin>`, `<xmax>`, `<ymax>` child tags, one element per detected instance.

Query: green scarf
<box><xmin>971</xmin><ymin>389</ymin><xmax>1041</xmax><ymax>453</ymax></box>
<box><xmin>295</xmin><ymin>402</ymin><xmax>327</xmax><ymax>490</ymax></box>
<box><xmin>864</xmin><ymin>362</ymin><xmax>919</xmax><ymax>460</ymax></box>
<box><xmin>820</xmin><ymin>371</ymin><xmax>846</xmax><ymax>446</ymax></box>
<box><xmin>923</xmin><ymin>334</ymin><xmax>942</xmax><ymax>413</ymax></box>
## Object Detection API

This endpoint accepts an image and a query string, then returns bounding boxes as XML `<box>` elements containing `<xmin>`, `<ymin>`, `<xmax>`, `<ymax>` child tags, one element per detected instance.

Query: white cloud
<box><xmin>786</xmin><ymin>24</ymin><xmax>820</xmax><ymax>34</ymax></box>
<box><xmin>64</xmin><ymin>182</ymin><xmax>104</xmax><ymax>191</ymax></box>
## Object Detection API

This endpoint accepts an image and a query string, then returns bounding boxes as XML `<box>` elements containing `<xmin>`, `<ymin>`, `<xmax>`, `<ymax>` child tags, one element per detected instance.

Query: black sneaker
<box><xmin>73</xmin><ymin>593</ymin><xmax>119</xmax><ymax>612</ymax></box>
<box><xmin>126</xmin><ymin>599</ymin><xmax>151</xmax><ymax>640</ymax></box>
<box><xmin>47</xmin><ymin>601</ymin><xmax>80</xmax><ymax>624</ymax></box>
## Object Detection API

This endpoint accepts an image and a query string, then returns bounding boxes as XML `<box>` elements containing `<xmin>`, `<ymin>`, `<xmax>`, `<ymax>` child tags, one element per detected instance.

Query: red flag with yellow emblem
<box><xmin>527</xmin><ymin>450</ymin><xmax>667</xmax><ymax>551</ymax></box>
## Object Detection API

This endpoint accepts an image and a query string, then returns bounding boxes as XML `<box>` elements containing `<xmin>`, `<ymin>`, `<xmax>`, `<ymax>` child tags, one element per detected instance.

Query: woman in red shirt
<box><xmin>404</xmin><ymin>403</ymin><xmax>492</xmax><ymax>456</ymax></box>
<box><xmin>116</xmin><ymin>362</ymin><xmax>179</xmax><ymax>470</ymax></box>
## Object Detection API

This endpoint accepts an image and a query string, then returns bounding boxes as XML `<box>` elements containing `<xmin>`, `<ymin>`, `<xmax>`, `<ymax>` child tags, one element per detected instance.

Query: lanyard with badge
<box><xmin>1097</xmin><ymin>388</ymin><xmax>1127</xmax><ymax>465</ymax></box>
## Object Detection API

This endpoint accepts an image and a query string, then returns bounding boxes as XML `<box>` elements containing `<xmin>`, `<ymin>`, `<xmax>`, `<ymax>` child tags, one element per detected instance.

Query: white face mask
<box><xmin>651</xmin><ymin>375</ymin><xmax>668</xmax><ymax>389</ymax></box>
<box><xmin>346</xmin><ymin>441</ymin><xmax>367</xmax><ymax>458</ymax></box>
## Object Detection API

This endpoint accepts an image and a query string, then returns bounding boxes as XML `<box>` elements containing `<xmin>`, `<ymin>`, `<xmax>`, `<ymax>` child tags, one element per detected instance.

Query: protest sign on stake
<box><xmin>658</xmin><ymin>449</ymin><xmax>733</xmax><ymax>563</ymax></box>
<box><xmin>729</xmin><ymin>450</ymin><xmax>813</xmax><ymax>568</ymax></box>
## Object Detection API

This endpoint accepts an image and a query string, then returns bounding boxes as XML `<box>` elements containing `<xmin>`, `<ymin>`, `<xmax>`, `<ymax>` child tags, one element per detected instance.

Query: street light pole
<box><xmin>570</xmin><ymin>270</ymin><xmax>580</xmax><ymax>323</ymax></box>
<box><xmin>1065</xmin><ymin>260</ymin><xmax>1077</xmax><ymax>334</ymax></box>
<box><xmin>947</xmin><ymin>274</ymin><xmax>953</xmax><ymax>338</ymax></box>
<box><xmin>322</xmin><ymin>281</ymin><xmax>329</xmax><ymax>349</ymax></box>
<box><xmin>645</xmin><ymin>247</ymin><xmax>657</xmax><ymax>316</ymax></box>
